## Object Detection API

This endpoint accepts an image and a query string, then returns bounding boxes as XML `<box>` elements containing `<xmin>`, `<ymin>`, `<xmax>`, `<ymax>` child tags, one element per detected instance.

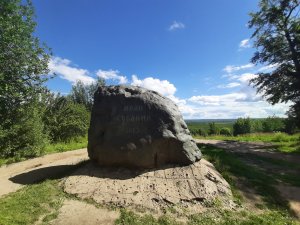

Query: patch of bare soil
<box><xmin>49</xmin><ymin>199</ymin><xmax>119</xmax><ymax>225</ymax></box>
<box><xmin>63</xmin><ymin>159</ymin><xmax>234</xmax><ymax>215</ymax></box>
<box><xmin>0</xmin><ymin>149</ymin><xmax>88</xmax><ymax>197</ymax></box>
<box><xmin>277</xmin><ymin>184</ymin><xmax>300</xmax><ymax>219</ymax></box>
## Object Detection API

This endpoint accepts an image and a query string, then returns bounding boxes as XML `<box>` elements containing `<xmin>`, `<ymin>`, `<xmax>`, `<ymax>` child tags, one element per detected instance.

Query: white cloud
<box><xmin>168</xmin><ymin>21</ymin><xmax>185</xmax><ymax>31</ymax></box>
<box><xmin>217</xmin><ymin>82</ymin><xmax>241</xmax><ymax>89</ymax></box>
<box><xmin>258</xmin><ymin>63</ymin><xmax>279</xmax><ymax>72</ymax></box>
<box><xmin>131</xmin><ymin>75</ymin><xmax>176</xmax><ymax>96</ymax></box>
<box><xmin>239</xmin><ymin>38</ymin><xmax>251</xmax><ymax>49</ymax></box>
<box><xmin>223</xmin><ymin>63</ymin><xmax>254</xmax><ymax>73</ymax></box>
<box><xmin>48</xmin><ymin>57</ymin><xmax>95</xmax><ymax>85</ymax></box>
<box><xmin>188</xmin><ymin>92</ymin><xmax>253</xmax><ymax>106</ymax></box>
<box><xmin>48</xmin><ymin>56</ymin><xmax>290</xmax><ymax>119</ymax></box>
<box><xmin>96</xmin><ymin>69</ymin><xmax>128</xmax><ymax>84</ymax></box>
<box><xmin>237</xmin><ymin>73</ymin><xmax>258</xmax><ymax>83</ymax></box>
<box><xmin>182</xmin><ymin>101</ymin><xmax>290</xmax><ymax>119</ymax></box>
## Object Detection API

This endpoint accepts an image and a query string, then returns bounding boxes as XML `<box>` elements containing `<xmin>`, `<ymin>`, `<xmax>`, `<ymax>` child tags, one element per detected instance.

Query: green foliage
<box><xmin>233</xmin><ymin>118</ymin><xmax>252</xmax><ymax>136</ymax></box>
<box><xmin>251</xmin><ymin>119</ymin><xmax>263</xmax><ymax>132</ymax></box>
<box><xmin>44</xmin><ymin>136</ymin><xmax>87</xmax><ymax>154</ymax></box>
<box><xmin>219</xmin><ymin>127</ymin><xmax>232</xmax><ymax>136</ymax></box>
<box><xmin>0</xmin><ymin>101</ymin><xmax>48</xmax><ymax>158</ymax></box>
<box><xmin>249</xmin><ymin>0</ymin><xmax>300</xmax><ymax>127</ymax></box>
<box><xmin>208</xmin><ymin>122</ymin><xmax>219</xmax><ymax>135</ymax></box>
<box><xmin>69</xmin><ymin>78</ymin><xmax>105</xmax><ymax>111</ymax></box>
<box><xmin>262</xmin><ymin>116</ymin><xmax>285</xmax><ymax>132</ymax></box>
<box><xmin>0</xmin><ymin>0</ymin><xmax>51</xmax><ymax>123</ymax></box>
<box><xmin>43</xmin><ymin>94</ymin><xmax>90</xmax><ymax>142</ymax></box>
<box><xmin>0</xmin><ymin>0</ymin><xmax>51</xmax><ymax>158</ymax></box>
<box><xmin>197</xmin><ymin>128</ymin><xmax>208</xmax><ymax>137</ymax></box>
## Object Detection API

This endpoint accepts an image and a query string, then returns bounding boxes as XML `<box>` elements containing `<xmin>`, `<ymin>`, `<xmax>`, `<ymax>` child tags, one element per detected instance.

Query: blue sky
<box><xmin>33</xmin><ymin>0</ymin><xmax>290</xmax><ymax>119</ymax></box>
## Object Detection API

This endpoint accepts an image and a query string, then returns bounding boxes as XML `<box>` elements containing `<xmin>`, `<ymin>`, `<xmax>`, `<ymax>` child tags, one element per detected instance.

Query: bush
<box><xmin>220</xmin><ymin>127</ymin><xmax>232</xmax><ymax>136</ymax></box>
<box><xmin>233</xmin><ymin>118</ymin><xmax>252</xmax><ymax>136</ymax></box>
<box><xmin>284</xmin><ymin>116</ymin><xmax>299</xmax><ymax>134</ymax></box>
<box><xmin>197</xmin><ymin>128</ymin><xmax>208</xmax><ymax>137</ymax></box>
<box><xmin>262</xmin><ymin>116</ymin><xmax>285</xmax><ymax>132</ymax></box>
<box><xmin>43</xmin><ymin>96</ymin><xmax>90</xmax><ymax>142</ymax></box>
<box><xmin>208</xmin><ymin>122</ymin><xmax>219</xmax><ymax>135</ymax></box>
<box><xmin>251</xmin><ymin>119</ymin><xmax>263</xmax><ymax>133</ymax></box>
<box><xmin>0</xmin><ymin>102</ymin><xmax>48</xmax><ymax>158</ymax></box>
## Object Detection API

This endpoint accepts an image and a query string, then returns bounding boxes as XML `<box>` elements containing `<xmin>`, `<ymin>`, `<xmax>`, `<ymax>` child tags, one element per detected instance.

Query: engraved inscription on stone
<box><xmin>88</xmin><ymin>85</ymin><xmax>201</xmax><ymax>168</ymax></box>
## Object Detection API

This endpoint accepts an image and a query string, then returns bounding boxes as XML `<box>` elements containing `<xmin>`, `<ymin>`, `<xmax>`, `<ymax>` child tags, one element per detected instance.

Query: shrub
<box><xmin>262</xmin><ymin>116</ymin><xmax>285</xmax><ymax>132</ymax></box>
<box><xmin>197</xmin><ymin>128</ymin><xmax>208</xmax><ymax>137</ymax></box>
<box><xmin>43</xmin><ymin>96</ymin><xmax>90</xmax><ymax>142</ymax></box>
<box><xmin>208</xmin><ymin>122</ymin><xmax>219</xmax><ymax>135</ymax></box>
<box><xmin>251</xmin><ymin>119</ymin><xmax>263</xmax><ymax>133</ymax></box>
<box><xmin>0</xmin><ymin>102</ymin><xmax>48</xmax><ymax>158</ymax></box>
<box><xmin>233</xmin><ymin>118</ymin><xmax>252</xmax><ymax>136</ymax></box>
<box><xmin>284</xmin><ymin>116</ymin><xmax>299</xmax><ymax>134</ymax></box>
<box><xmin>220</xmin><ymin>127</ymin><xmax>232</xmax><ymax>136</ymax></box>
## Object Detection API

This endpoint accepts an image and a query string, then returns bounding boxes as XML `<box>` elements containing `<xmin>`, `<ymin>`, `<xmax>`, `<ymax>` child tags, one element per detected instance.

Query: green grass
<box><xmin>188</xmin><ymin>209</ymin><xmax>299</xmax><ymax>225</ymax></box>
<box><xmin>0</xmin><ymin>136</ymin><xmax>88</xmax><ymax>167</ymax></box>
<box><xmin>43</xmin><ymin>136</ymin><xmax>87</xmax><ymax>154</ymax></box>
<box><xmin>0</xmin><ymin>180</ymin><xmax>65</xmax><ymax>225</ymax></box>
<box><xmin>197</xmin><ymin>132</ymin><xmax>300</xmax><ymax>153</ymax></box>
<box><xmin>116</xmin><ymin>209</ymin><xmax>182</xmax><ymax>225</ymax></box>
<box><xmin>198</xmin><ymin>144</ymin><xmax>289</xmax><ymax>209</ymax></box>
<box><xmin>116</xmin><ymin>208</ymin><xmax>299</xmax><ymax>225</ymax></box>
<box><xmin>115</xmin><ymin>144</ymin><xmax>300</xmax><ymax>225</ymax></box>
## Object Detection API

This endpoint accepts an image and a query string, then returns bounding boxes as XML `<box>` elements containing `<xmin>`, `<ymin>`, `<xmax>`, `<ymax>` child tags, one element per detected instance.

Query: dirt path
<box><xmin>196</xmin><ymin>139</ymin><xmax>300</xmax><ymax>218</ymax></box>
<box><xmin>195</xmin><ymin>139</ymin><xmax>300</xmax><ymax>164</ymax></box>
<box><xmin>0</xmin><ymin>149</ymin><xmax>88</xmax><ymax>197</ymax></box>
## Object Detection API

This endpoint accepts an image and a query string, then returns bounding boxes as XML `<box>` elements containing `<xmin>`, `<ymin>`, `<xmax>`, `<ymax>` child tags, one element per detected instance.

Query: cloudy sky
<box><xmin>34</xmin><ymin>0</ymin><xmax>290</xmax><ymax>119</ymax></box>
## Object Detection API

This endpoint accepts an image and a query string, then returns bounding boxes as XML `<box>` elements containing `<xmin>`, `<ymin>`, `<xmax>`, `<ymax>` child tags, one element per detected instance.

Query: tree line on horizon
<box><xmin>0</xmin><ymin>0</ymin><xmax>299</xmax><ymax>159</ymax></box>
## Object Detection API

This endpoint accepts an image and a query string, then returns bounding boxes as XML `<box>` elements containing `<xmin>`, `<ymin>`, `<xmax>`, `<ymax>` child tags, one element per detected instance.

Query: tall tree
<box><xmin>249</xmin><ymin>0</ymin><xmax>300</xmax><ymax>127</ymax></box>
<box><xmin>69</xmin><ymin>78</ymin><xmax>105</xmax><ymax>111</ymax></box>
<box><xmin>0</xmin><ymin>0</ymin><xmax>51</xmax><ymax>125</ymax></box>
<box><xmin>0</xmin><ymin>0</ymin><xmax>51</xmax><ymax>157</ymax></box>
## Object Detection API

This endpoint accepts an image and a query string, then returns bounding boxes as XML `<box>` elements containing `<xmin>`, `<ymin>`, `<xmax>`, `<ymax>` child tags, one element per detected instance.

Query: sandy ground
<box><xmin>48</xmin><ymin>199</ymin><xmax>120</xmax><ymax>225</ymax></box>
<box><xmin>63</xmin><ymin>159</ymin><xmax>233</xmax><ymax>214</ymax></box>
<box><xmin>0</xmin><ymin>148</ymin><xmax>88</xmax><ymax>197</ymax></box>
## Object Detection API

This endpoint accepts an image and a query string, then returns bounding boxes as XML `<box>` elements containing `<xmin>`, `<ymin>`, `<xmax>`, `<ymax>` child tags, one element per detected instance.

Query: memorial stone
<box><xmin>88</xmin><ymin>85</ymin><xmax>201</xmax><ymax>168</ymax></box>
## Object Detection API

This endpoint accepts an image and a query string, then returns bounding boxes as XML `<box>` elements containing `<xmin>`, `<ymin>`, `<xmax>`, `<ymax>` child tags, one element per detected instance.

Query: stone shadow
<box><xmin>9</xmin><ymin>160</ymin><xmax>187</xmax><ymax>185</ymax></box>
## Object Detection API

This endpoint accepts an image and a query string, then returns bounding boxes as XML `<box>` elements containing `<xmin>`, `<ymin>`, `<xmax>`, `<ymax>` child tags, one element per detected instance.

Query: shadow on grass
<box><xmin>197</xmin><ymin>144</ymin><xmax>292</xmax><ymax>212</ymax></box>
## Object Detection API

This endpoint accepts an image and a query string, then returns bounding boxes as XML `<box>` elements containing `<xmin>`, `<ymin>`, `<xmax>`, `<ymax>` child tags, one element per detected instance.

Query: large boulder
<box><xmin>88</xmin><ymin>85</ymin><xmax>201</xmax><ymax>168</ymax></box>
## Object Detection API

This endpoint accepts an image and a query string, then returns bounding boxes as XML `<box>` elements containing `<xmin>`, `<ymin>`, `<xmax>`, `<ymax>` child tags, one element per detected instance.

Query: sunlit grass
<box><xmin>44</xmin><ymin>136</ymin><xmax>87</xmax><ymax>154</ymax></box>
<box><xmin>0</xmin><ymin>136</ymin><xmax>87</xmax><ymax>167</ymax></box>
<box><xmin>0</xmin><ymin>180</ymin><xmax>65</xmax><ymax>225</ymax></box>
<box><xmin>196</xmin><ymin>132</ymin><xmax>300</xmax><ymax>153</ymax></box>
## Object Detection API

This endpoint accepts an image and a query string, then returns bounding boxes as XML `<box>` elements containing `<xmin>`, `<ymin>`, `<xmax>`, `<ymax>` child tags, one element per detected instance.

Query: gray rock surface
<box><xmin>88</xmin><ymin>85</ymin><xmax>201</xmax><ymax>168</ymax></box>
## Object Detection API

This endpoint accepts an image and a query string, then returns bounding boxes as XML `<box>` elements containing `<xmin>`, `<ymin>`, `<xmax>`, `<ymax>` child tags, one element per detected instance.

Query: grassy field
<box><xmin>0</xmin><ymin>144</ymin><xmax>299</xmax><ymax>224</ymax></box>
<box><xmin>186</xmin><ymin>119</ymin><xmax>234</xmax><ymax>133</ymax></box>
<box><xmin>199</xmin><ymin>132</ymin><xmax>300</xmax><ymax>154</ymax></box>
<box><xmin>186</xmin><ymin>119</ymin><xmax>300</xmax><ymax>154</ymax></box>
<box><xmin>0</xmin><ymin>136</ymin><xmax>88</xmax><ymax>167</ymax></box>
